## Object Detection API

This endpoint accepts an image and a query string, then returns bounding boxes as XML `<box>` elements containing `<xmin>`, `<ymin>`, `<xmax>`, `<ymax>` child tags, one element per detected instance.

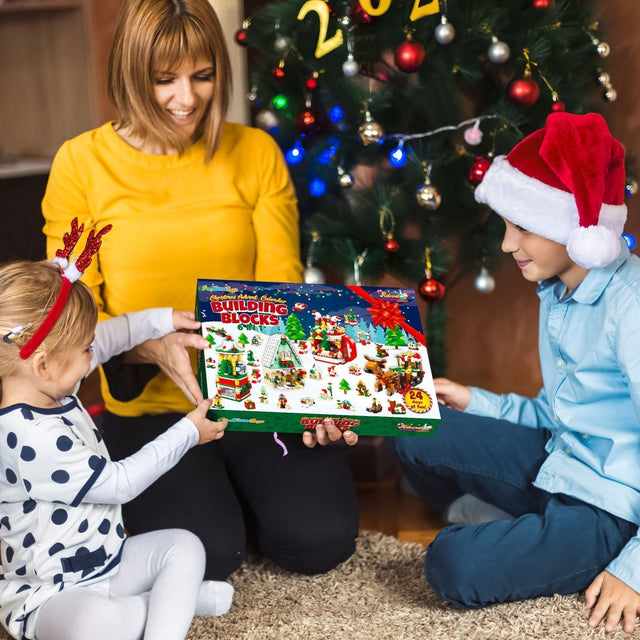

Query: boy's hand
<box><xmin>187</xmin><ymin>399</ymin><xmax>228</xmax><ymax>444</ymax></box>
<box><xmin>434</xmin><ymin>378</ymin><xmax>472</xmax><ymax>412</ymax></box>
<box><xmin>303</xmin><ymin>418</ymin><xmax>358</xmax><ymax>448</ymax></box>
<box><xmin>585</xmin><ymin>570</ymin><xmax>640</xmax><ymax>634</ymax></box>
<box><xmin>172</xmin><ymin>309</ymin><xmax>201</xmax><ymax>332</ymax></box>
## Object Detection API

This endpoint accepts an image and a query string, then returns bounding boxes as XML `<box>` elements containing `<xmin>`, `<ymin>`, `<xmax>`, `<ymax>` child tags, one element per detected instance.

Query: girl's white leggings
<box><xmin>34</xmin><ymin>529</ymin><xmax>206</xmax><ymax>640</ymax></box>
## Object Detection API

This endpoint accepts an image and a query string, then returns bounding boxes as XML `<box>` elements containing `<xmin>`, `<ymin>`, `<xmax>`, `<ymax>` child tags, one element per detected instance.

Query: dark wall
<box><xmin>0</xmin><ymin>174</ymin><xmax>47</xmax><ymax>263</ymax></box>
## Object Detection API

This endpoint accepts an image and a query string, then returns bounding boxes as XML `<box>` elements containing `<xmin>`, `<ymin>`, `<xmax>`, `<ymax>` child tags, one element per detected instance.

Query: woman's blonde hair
<box><xmin>0</xmin><ymin>261</ymin><xmax>97</xmax><ymax>377</ymax></box>
<box><xmin>108</xmin><ymin>0</ymin><xmax>232</xmax><ymax>162</ymax></box>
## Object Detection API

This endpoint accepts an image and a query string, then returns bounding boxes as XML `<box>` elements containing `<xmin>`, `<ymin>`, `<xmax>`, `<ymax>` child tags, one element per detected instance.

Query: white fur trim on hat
<box><xmin>474</xmin><ymin>156</ymin><xmax>627</xmax><ymax>268</ymax></box>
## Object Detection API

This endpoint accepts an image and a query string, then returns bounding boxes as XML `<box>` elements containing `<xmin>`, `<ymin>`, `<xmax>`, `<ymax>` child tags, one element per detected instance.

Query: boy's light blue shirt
<box><xmin>467</xmin><ymin>243</ymin><xmax>640</xmax><ymax>591</ymax></box>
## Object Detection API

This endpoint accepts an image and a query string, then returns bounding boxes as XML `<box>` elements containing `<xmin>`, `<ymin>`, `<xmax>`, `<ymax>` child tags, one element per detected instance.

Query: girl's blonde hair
<box><xmin>0</xmin><ymin>261</ymin><xmax>97</xmax><ymax>377</ymax></box>
<box><xmin>108</xmin><ymin>0</ymin><xmax>232</xmax><ymax>162</ymax></box>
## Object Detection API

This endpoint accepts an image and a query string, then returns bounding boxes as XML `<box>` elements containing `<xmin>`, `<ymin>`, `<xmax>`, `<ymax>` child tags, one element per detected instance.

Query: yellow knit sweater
<box><xmin>43</xmin><ymin>121</ymin><xmax>302</xmax><ymax>416</ymax></box>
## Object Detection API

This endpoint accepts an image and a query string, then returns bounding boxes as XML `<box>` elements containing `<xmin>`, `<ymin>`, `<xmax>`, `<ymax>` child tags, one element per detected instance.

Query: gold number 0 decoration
<box><xmin>297</xmin><ymin>0</ymin><xmax>344</xmax><ymax>58</ymax></box>
<box><xmin>296</xmin><ymin>0</ymin><xmax>440</xmax><ymax>59</ymax></box>
<box><xmin>346</xmin><ymin>0</ymin><xmax>440</xmax><ymax>21</ymax></box>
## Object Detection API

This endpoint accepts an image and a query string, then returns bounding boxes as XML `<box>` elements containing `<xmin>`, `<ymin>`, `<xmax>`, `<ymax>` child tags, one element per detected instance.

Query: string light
<box><xmin>285</xmin><ymin>140</ymin><xmax>306</xmax><ymax>165</ymax></box>
<box><xmin>389</xmin><ymin>141</ymin><xmax>408</xmax><ymax>168</ymax></box>
<box><xmin>309</xmin><ymin>177</ymin><xmax>327</xmax><ymax>197</ymax></box>
<box><xmin>385</xmin><ymin>114</ymin><xmax>522</xmax><ymax>147</ymax></box>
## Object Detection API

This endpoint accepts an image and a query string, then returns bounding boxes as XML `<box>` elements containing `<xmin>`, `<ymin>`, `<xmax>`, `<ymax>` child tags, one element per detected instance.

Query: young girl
<box><xmin>0</xmin><ymin>222</ymin><xmax>231</xmax><ymax>640</ymax></box>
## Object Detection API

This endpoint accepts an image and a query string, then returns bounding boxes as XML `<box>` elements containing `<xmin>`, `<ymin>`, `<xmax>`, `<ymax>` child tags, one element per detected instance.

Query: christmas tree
<box><xmin>236</xmin><ymin>0</ymin><xmax>618</xmax><ymax>373</ymax></box>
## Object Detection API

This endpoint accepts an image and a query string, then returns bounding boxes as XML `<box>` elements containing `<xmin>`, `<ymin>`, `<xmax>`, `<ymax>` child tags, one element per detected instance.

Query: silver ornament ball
<box><xmin>603</xmin><ymin>87</ymin><xmax>618</xmax><ymax>102</ymax></box>
<box><xmin>274</xmin><ymin>35</ymin><xmax>289</xmax><ymax>53</ymax></box>
<box><xmin>474</xmin><ymin>267</ymin><xmax>495</xmax><ymax>294</ymax></box>
<box><xmin>416</xmin><ymin>182</ymin><xmax>442</xmax><ymax>210</ymax></box>
<box><xmin>626</xmin><ymin>177</ymin><xmax>638</xmax><ymax>197</ymax></box>
<box><xmin>304</xmin><ymin>266</ymin><xmax>325</xmax><ymax>284</ymax></box>
<box><xmin>435</xmin><ymin>18</ymin><xmax>455</xmax><ymax>45</ymax></box>
<box><xmin>597</xmin><ymin>71</ymin><xmax>610</xmax><ymax>86</ymax></box>
<box><xmin>597</xmin><ymin>41</ymin><xmax>611</xmax><ymax>58</ymax></box>
<box><xmin>342</xmin><ymin>54</ymin><xmax>360</xmax><ymax>78</ymax></box>
<box><xmin>488</xmin><ymin>39</ymin><xmax>510</xmax><ymax>64</ymax></box>
<box><xmin>255</xmin><ymin>109</ymin><xmax>279</xmax><ymax>131</ymax></box>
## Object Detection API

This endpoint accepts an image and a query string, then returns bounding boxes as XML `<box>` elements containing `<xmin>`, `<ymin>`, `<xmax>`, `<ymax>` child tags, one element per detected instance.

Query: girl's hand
<box><xmin>433</xmin><ymin>378</ymin><xmax>472</xmax><ymax>412</ymax></box>
<box><xmin>302</xmin><ymin>418</ymin><xmax>358</xmax><ymax>448</ymax></box>
<box><xmin>187</xmin><ymin>399</ymin><xmax>228</xmax><ymax>444</ymax></box>
<box><xmin>586</xmin><ymin>570</ymin><xmax>640</xmax><ymax>634</ymax></box>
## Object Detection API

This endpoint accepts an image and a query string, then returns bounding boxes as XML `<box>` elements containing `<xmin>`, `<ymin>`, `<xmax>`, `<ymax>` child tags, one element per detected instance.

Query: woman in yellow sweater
<box><xmin>42</xmin><ymin>0</ymin><xmax>358</xmax><ymax>581</ymax></box>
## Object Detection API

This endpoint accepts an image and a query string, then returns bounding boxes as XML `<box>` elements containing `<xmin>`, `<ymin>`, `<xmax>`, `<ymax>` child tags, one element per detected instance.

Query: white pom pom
<box><xmin>63</xmin><ymin>261</ymin><xmax>83</xmax><ymax>283</ymax></box>
<box><xmin>566</xmin><ymin>225</ymin><xmax>620</xmax><ymax>269</ymax></box>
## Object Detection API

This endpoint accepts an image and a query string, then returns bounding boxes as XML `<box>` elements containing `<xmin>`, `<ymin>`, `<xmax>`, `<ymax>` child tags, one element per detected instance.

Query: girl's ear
<box><xmin>31</xmin><ymin>351</ymin><xmax>51</xmax><ymax>381</ymax></box>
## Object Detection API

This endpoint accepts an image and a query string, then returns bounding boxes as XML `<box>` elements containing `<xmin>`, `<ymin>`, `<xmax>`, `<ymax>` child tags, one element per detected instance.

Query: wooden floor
<box><xmin>356</xmin><ymin>465</ymin><xmax>444</xmax><ymax>548</ymax></box>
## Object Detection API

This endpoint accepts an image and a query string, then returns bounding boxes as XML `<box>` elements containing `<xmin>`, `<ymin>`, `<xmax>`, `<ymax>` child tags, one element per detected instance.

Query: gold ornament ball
<box><xmin>338</xmin><ymin>170</ymin><xmax>354</xmax><ymax>188</ymax></box>
<box><xmin>358</xmin><ymin>120</ymin><xmax>384</xmax><ymax>145</ymax></box>
<box><xmin>416</xmin><ymin>183</ymin><xmax>442</xmax><ymax>210</ymax></box>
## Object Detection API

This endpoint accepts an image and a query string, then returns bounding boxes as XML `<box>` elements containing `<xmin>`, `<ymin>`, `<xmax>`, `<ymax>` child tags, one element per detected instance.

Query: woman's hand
<box><xmin>172</xmin><ymin>309</ymin><xmax>202</xmax><ymax>332</ymax></box>
<box><xmin>302</xmin><ymin>418</ymin><xmax>358</xmax><ymax>448</ymax></box>
<box><xmin>187</xmin><ymin>399</ymin><xmax>228</xmax><ymax>444</ymax></box>
<box><xmin>126</xmin><ymin>310</ymin><xmax>209</xmax><ymax>405</ymax></box>
<box><xmin>434</xmin><ymin>378</ymin><xmax>472</xmax><ymax>412</ymax></box>
<box><xmin>585</xmin><ymin>571</ymin><xmax>640</xmax><ymax>634</ymax></box>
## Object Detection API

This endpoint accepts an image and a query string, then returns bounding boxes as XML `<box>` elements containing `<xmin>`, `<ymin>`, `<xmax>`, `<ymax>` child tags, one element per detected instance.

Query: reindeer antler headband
<box><xmin>17</xmin><ymin>218</ymin><xmax>112</xmax><ymax>360</ymax></box>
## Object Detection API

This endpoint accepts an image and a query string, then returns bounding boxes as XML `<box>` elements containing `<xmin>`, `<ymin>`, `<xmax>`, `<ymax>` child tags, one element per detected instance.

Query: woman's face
<box><xmin>153</xmin><ymin>56</ymin><xmax>215</xmax><ymax>142</ymax></box>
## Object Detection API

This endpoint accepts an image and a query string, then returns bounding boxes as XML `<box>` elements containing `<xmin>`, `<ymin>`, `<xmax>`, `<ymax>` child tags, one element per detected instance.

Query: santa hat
<box><xmin>474</xmin><ymin>112</ymin><xmax>627</xmax><ymax>269</ymax></box>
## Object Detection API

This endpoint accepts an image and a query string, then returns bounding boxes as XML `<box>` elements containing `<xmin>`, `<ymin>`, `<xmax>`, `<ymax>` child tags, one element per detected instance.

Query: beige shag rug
<box><xmin>2</xmin><ymin>531</ymin><xmax>636</xmax><ymax>639</ymax></box>
<box><xmin>187</xmin><ymin>530</ymin><xmax>640</xmax><ymax>640</ymax></box>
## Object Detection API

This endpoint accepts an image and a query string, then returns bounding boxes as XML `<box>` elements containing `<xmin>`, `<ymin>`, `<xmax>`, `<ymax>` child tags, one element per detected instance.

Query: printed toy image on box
<box><xmin>196</xmin><ymin>279</ymin><xmax>440</xmax><ymax>437</ymax></box>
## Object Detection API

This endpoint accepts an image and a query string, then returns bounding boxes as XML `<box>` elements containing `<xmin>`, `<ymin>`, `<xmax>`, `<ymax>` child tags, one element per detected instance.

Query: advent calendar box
<box><xmin>196</xmin><ymin>279</ymin><xmax>440</xmax><ymax>437</ymax></box>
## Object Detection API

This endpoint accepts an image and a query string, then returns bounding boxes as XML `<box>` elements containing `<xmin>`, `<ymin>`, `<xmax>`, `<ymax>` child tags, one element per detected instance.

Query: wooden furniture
<box><xmin>0</xmin><ymin>0</ymin><xmax>121</xmax><ymax>160</ymax></box>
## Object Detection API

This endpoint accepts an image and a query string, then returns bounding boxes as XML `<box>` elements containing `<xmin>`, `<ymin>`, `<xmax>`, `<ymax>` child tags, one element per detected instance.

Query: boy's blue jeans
<box><xmin>392</xmin><ymin>406</ymin><xmax>637</xmax><ymax>608</ymax></box>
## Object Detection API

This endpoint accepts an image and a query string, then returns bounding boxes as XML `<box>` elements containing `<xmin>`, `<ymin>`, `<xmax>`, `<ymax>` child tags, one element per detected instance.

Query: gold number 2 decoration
<box><xmin>409</xmin><ymin>0</ymin><xmax>440</xmax><ymax>21</ymax></box>
<box><xmin>297</xmin><ymin>0</ymin><xmax>344</xmax><ymax>58</ymax></box>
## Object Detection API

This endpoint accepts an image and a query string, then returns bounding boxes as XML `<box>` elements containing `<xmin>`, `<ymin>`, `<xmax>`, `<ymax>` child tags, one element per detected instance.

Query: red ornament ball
<box><xmin>385</xmin><ymin>239</ymin><xmax>400</xmax><ymax>253</ymax></box>
<box><xmin>234</xmin><ymin>28</ymin><xmax>248</xmax><ymax>46</ymax></box>
<box><xmin>271</xmin><ymin>66</ymin><xmax>286</xmax><ymax>81</ymax></box>
<box><xmin>532</xmin><ymin>0</ymin><xmax>555</xmax><ymax>8</ymax></box>
<box><xmin>294</xmin><ymin>108</ymin><xmax>324</xmax><ymax>135</ymax></box>
<box><xmin>468</xmin><ymin>157</ymin><xmax>492</xmax><ymax>185</ymax></box>
<box><xmin>350</xmin><ymin>1</ymin><xmax>372</xmax><ymax>24</ymax></box>
<box><xmin>551</xmin><ymin>100</ymin><xmax>566</xmax><ymax>112</ymax></box>
<box><xmin>419</xmin><ymin>278</ymin><xmax>445</xmax><ymax>302</ymax></box>
<box><xmin>507</xmin><ymin>77</ymin><xmax>540</xmax><ymax>107</ymax></box>
<box><xmin>394</xmin><ymin>40</ymin><xmax>426</xmax><ymax>73</ymax></box>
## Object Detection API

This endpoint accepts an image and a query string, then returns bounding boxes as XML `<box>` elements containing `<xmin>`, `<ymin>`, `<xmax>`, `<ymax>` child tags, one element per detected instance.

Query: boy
<box><xmin>393</xmin><ymin>112</ymin><xmax>640</xmax><ymax>633</ymax></box>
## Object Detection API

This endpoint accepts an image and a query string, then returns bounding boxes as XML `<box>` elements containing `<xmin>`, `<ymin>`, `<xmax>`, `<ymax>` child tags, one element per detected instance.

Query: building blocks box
<box><xmin>196</xmin><ymin>279</ymin><xmax>440</xmax><ymax>437</ymax></box>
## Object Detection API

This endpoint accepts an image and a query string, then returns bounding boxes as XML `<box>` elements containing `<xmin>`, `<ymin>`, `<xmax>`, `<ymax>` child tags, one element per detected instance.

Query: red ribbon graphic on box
<box><xmin>346</xmin><ymin>286</ymin><xmax>426</xmax><ymax>346</ymax></box>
